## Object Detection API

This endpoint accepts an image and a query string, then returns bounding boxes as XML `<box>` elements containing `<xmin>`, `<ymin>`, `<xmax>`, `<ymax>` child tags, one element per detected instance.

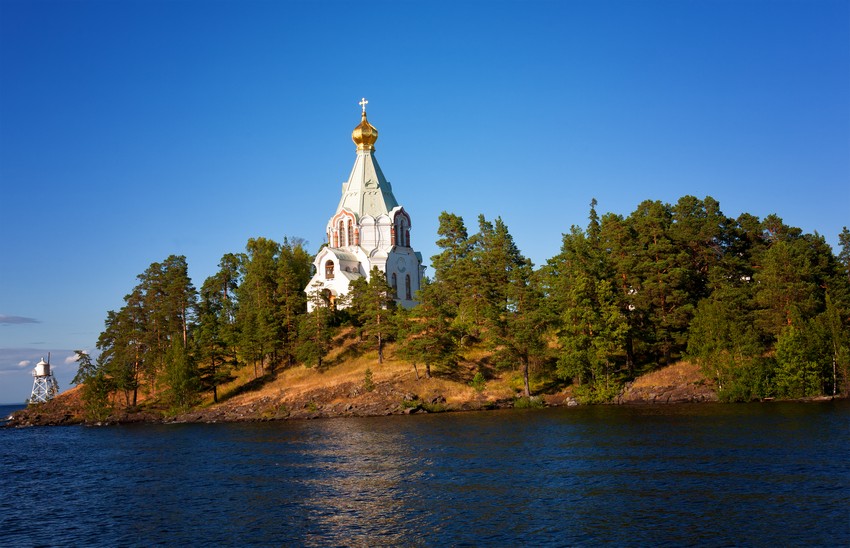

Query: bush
<box><xmin>469</xmin><ymin>372</ymin><xmax>486</xmax><ymax>392</ymax></box>
<box><xmin>421</xmin><ymin>401</ymin><xmax>447</xmax><ymax>413</ymax></box>
<box><xmin>400</xmin><ymin>398</ymin><xmax>421</xmax><ymax>410</ymax></box>
<box><xmin>572</xmin><ymin>382</ymin><xmax>621</xmax><ymax>404</ymax></box>
<box><xmin>513</xmin><ymin>396</ymin><xmax>544</xmax><ymax>409</ymax></box>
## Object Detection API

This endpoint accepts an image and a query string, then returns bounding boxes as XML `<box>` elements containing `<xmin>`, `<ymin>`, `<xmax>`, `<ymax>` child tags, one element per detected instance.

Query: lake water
<box><xmin>1</xmin><ymin>402</ymin><xmax>848</xmax><ymax>546</ymax></box>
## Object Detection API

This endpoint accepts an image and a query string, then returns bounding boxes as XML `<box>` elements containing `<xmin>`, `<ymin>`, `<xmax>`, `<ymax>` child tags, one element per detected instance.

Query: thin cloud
<box><xmin>0</xmin><ymin>315</ymin><xmax>40</xmax><ymax>325</ymax></box>
<box><xmin>1</xmin><ymin>348</ymin><xmax>80</xmax><ymax>374</ymax></box>
<box><xmin>64</xmin><ymin>351</ymin><xmax>86</xmax><ymax>364</ymax></box>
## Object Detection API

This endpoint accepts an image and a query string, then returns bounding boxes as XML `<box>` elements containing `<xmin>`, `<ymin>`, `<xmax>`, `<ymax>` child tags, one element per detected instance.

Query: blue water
<box><xmin>2</xmin><ymin>402</ymin><xmax>849</xmax><ymax>546</ymax></box>
<box><xmin>1</xmin><ymin>404</ymin><xmax>25</xmax><ymax>424</ymax></box>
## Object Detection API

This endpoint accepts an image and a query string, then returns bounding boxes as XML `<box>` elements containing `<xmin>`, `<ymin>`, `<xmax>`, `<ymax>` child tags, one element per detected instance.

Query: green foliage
<box><xmin>297</xmin><ymin>282</ymin><xmax>334</xmax><ymax>369</ymax></box>
<box><xmin>513</xmin><ymin>396</ymin><xmax>544</xmax><ymax>409</ymax></box>
<box><xmin>72</xmin><ymin>350</ymin><xmax>115</xmax><ymax>422</ymax></box>
<box><xmin>162</xmin><ymin>337</ymin><xmax>200</xmax><ymax>412</ymax></box>
<box><xmin>774</xmin><ymin>320</ymin><xmax>830</xmax><ymax>398</ymax></box>
<box><xmin>547</xmin><ymin>219</ymin><xmax>627</xmax><ymax>396</ymax></box>
<box><xmin>421</xmin><ymin>400</ymin><xmax>447</xmax><ymax>413</ymax></box>
<box><xmin>839</xmin><ymin>227</ymin><xmax>850</xmax><ymax>282</ymax></box>
<box><xmin>235</xmin><ymin>237</ymin><xmax>312</xmax><ymax>375</ymax></box>
<box><xmin>348</xmin><ymin>267</ymin><xmax>396</xmax><ymax>364</ymax></box>
<box><xmin>93</xmin><ymin>196</ymin><xmax>850</xmax><ymax>415</ymax></box>
<box><xmin>571</xmin><ymin>382</ymin><xmax>622</xmax><ymax>404</ymax></box>
<box><xmin>364</xmin><ymin>368</ymin><xmax>375</xmax><ymax>392</ymax></box>
<box><xmin>96</xmin><ymin>254</ymin><xmax>197</xmax><ymax>407</ymax></box>
<box><xmin>821</xmin><ymin>292</ymin><xmax>850</xmax><ymax>396</ymax></box>
<box><xmin>713</xmin><ymin>357</ymin><xmax>776</xmax><ymax>403</ymax></box>
<box><xmin>469</xmin><ymin>372</ymin><xmax>486</xmax><ymax>392</ymax></box>
<box><xmin>400</xmin><ymin>398</ymin><xmax>420</xmax><ymax>409</ymax></box>
<box><xmin>687</xmin><ymin>295</ymin><xmax>765</xmax><ymax>400</ymax></box>
<box><xmin>395</xmin><ymin>279</ymin><xmax>459</xmax><ymax>379</ymax></box>
<box><xmin>71</xmin><ymin>350</ymin><xmax>96</xmax><ymax>386</ymax></box>
<box><xmin>81</xmin><ymin>371</ymin><xmax>114</xmax><ymax>423</ymax></box>
<box><xmin>195</xmin><ymin>254</ymin><xmax>241</xmax><ymax>402</ymax></box>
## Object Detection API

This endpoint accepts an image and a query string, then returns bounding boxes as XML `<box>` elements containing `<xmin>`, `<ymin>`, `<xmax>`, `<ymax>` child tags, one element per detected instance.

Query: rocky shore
<box><xmin>5</xmin><ymin>362</ymin><xmax>716</xmax><ymax>428</ymax></box>
<box><xmin>615</xmin><ymin>361</ymin><xmax>718</xmax><ymax>404</ymax></box>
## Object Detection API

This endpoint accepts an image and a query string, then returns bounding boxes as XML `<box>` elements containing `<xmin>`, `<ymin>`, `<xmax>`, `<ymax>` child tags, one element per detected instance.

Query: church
<box><xmin>305</xmin><ymin>99</ymin><xmax>423</xmax><ymax>311</ymax></box>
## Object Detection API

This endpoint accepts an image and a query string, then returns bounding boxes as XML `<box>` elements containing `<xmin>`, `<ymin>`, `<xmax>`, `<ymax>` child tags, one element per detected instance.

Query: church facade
<box><xmin>305</xmin><ymin>99</ymin><xmax>423</xmax><ymax>311</ymax></box>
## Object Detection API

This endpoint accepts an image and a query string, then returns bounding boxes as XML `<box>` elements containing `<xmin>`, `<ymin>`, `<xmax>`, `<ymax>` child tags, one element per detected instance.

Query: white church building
<box><xmin>305</xmin><ymin>99</ymin><xmax>423</xmax><ymax>310</ymax></box>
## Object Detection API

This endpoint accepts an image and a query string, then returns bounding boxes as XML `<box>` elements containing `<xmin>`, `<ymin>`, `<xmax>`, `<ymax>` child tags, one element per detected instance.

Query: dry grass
<box><xmin>630</xmin><ymin>361</ymin><xmax>705</xmax><ymax>389</ymax></box>
<box><xmin>206</xmin><ymin>328</ymin><xmax>532</xmax><ymax>409</ymax></box>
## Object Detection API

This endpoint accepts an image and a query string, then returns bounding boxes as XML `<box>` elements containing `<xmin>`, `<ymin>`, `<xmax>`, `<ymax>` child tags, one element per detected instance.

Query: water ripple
<box><xmin>1</xmin><ymin>402</ymin><xmax>848</xmax><ymax>546</ymax></box>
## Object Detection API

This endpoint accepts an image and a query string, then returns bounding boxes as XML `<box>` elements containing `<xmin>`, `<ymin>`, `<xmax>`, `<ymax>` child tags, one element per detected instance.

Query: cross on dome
<box><xmin>359</xmin><ymin>97</ymin><xmax>368</xmax><ymax>114</ymax></box>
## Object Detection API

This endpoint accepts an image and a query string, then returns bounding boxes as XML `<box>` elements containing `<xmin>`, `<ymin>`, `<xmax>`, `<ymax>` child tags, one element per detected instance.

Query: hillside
<box><xmin>6</xmin><ymin>332</ymin><xmax>720</xmax><ymax>427</ymax></box>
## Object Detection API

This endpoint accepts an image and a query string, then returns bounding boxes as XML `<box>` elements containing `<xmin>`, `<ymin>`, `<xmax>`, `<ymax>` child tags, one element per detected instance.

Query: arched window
<box><xmin>405</xmin><ymin>274</ymin><xmax>411</xmax><ymax>300</ymax></box>
<box><xmin>347</xmin><ymin>220</ymin><xmax>353</xmax><ymax>247</ymax></box>
<box><xmin>391</xmin><ymin>273</ymin><xmax>398</xmax><ymax>296</ymax></box>
<box><xmin>339</xmin><ymin>221</ymin><xmax>345</xmax><ymax>246</ymax></box>
<box><xmin>394</xmin><ymin>218</ymin><xmax>403</xmax><ymax>246</ymax></box>
<box><xmin>325</xmin><ymin>260</ymin><xmax>334</xmax><ymax>279</ymax></box>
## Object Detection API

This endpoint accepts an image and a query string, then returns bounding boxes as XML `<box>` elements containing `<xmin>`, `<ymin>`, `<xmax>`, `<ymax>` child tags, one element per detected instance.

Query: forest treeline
<box><xmin>73</xmin><ymin>195</ymin><xmax>850</xmax><ymax>418</ymax></box>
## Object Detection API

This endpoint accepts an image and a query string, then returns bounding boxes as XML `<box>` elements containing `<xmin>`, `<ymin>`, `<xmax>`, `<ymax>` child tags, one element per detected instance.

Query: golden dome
<box><xmin>352</xmin><ymin>99</ymin><xmax>378</xmax><ymax>151</ymax></box>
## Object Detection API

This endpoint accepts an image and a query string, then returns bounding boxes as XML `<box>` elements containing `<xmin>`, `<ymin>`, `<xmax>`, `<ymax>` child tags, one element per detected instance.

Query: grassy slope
<box><xmin>7</xmin><ymin>330</ymin><xmax>719</xmax><ymax>426</ymax></box>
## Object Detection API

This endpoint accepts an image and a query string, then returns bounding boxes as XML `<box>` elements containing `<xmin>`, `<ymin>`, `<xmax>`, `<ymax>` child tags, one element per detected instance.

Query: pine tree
<box><xmin>839</xmin><ymin>227</ymin><xmax>850</xmax><ymax>283</ymax></box>
<box><xmin>396</xmin><ymin>278</ymin><xmax>459</xmax><ymax>379</ymax></box>
<box><xmin>687</xmin><ymin>296</ymin><xmax>765</xmax><ymax>400</ymax></box>
<box><xmin>238</xmin><ymin>238</ymin><xmax>281</xmax><ymax>376</ymax></box>
<box><xmin>196</xmin><ymin>255</ymin><xmax>241</xmax><ymax>403</ymax></box>
<box><xmin>297</xmin><ymin>282</ymin><xmax>334</xmax><ymax>369</ymax></box>
<box><xmin>349</xmin><ymin>267</ymin><xmax>396</xmax><ymax>364</ymax></box>
<box><xmin>430</xmin><ymin>212</ymin><xmax>474</xmax><ymax>340</ymax></box>
<box><xmin>548</xmin><ymin>225</ymin><xmax>627</xmax><ymax>401</ymax></box>
<box><xmin>162</xmin><ymin>337</ymin><xmax>200</xmax><ymax>412</ymax></box>
<box><xmin>277</xmin><ymin>238</ymin><xmax>312</xmax><ymax>368</ymax></box>
<box><xmin>497</xmin><ymin>258</ymin><xmax>548</xmax><ymax>398</ymax></box>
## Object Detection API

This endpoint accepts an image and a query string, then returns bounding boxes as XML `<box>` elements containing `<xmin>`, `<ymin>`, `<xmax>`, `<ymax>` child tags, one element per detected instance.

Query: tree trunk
<box><xmin>212</xmin><ymin>358</ymin><xmax>219</xmax><ymax>403</ymax></box>
<box><xmin>523</xmin><ymin>356</ymin><xmax>530</xmax><ymax>398</ymax></box>
<box><xmin>625</xmin><ymin>334</ymin><xmax>635</xmax><ymax>376</ymax></box>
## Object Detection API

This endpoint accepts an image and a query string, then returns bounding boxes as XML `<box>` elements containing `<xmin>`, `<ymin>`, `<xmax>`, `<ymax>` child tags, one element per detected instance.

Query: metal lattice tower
<box><xmin>30</xmin><ymin>357</ymin><xmax>59</xmax><ymax>403</ymax></box>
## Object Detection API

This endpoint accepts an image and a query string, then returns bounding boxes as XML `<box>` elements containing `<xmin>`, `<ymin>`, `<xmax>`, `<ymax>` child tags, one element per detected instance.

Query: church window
<box><xmin>325</xmin><ymin>260</ymin><xmax>335</xmax><ymax>279</ymax></box>
<box><xmin>339</xmin><ymin>221</ymin><xmax>346</xmax><ymax>246</ymax></box>
<box><xmin>405</xmin><ymin>274</ymin><xmax>411</xmax><ymax>300</ymax></box>
<box><xmin>391</xmin><ymin>273</ymin><xmax>398</xmax><ymax>296</ymax></box>
<box><xmin>347</xmin><ymin>220</ymin><xmax>353</xmax><ymax>247</ymax></box>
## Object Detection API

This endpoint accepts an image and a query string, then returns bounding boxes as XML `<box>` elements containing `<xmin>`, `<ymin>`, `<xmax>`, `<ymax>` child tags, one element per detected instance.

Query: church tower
<box><xmin>305</xmin><ymin>99</ymin><xmax>423</xmax><ymax>310</ymax></box>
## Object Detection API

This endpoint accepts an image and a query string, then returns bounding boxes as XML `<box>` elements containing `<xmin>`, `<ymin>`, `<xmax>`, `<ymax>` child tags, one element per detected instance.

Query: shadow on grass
<box><xmin>533</xmin><ymin>376</ymin><xmax>570</xmax><ymax>394</ymax></box>
<box><xmin>217</xmin><ymin>371</ymin><xmax>279</xmax><ymax>403</ymax></box>
<box><xmin>322</xmin><ymin>339</ymin><xmax>369</xmax><ymax>370</ymax></box>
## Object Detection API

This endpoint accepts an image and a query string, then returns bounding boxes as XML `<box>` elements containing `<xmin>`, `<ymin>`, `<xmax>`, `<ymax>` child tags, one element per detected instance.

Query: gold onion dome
<box><xmin>352</xmin><ymin>98</ymin><xmax>378</xmax><ymax>151</ymax></box>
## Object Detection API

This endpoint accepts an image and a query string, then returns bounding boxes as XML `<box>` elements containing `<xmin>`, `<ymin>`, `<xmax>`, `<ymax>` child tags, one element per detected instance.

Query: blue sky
<box><xmin>1</xmin><ymin>0</ymin><xmax>848</xmax><ymax>404</ymax></box>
